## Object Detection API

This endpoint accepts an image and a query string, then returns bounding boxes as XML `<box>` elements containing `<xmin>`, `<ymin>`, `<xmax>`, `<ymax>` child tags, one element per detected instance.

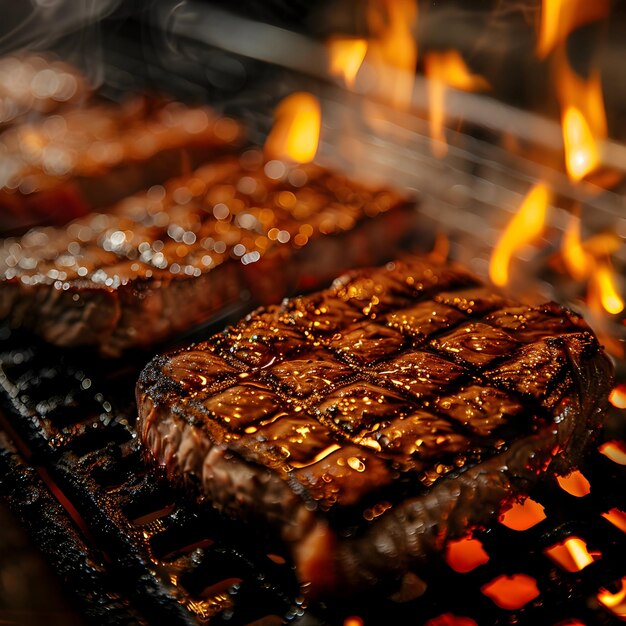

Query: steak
<box><xmin>0</xmin><ymin>96</ymin><xmax>242</xmax><ymax>233</ymax></box>
<box><xmin>0</xmin><ymin>152</ymin><xmax>417</xmax><ymax>356</ymax></box>
<box><xmin>0</xmin><ymin>53</ymin><xmax>89</xmax><ymax>129</ymax></box>
<box><xmin>137</xmin><ymin>257</ymin><xmax>613</xmax><ymax>597</ymax></box>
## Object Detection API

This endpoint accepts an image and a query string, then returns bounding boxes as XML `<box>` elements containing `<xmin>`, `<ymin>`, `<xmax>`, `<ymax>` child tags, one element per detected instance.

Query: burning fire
<box><xmin>481</xmin><ymin>574</ymin><xmax>540</xmax><ymax>610</ymax></box>
<box><xmin>598</xmin><ymin>577</ymin><xmax>626</xmax><ymax>618</ymax></box>
<box><xmin>587</xmin><ymin>258</ymin><xmax>625</xmax><ymax>315</ymax></box>
<box><xmin>499</xmin><ymin>498</ymin><xmax>546</xmax><ymax>531</ymax></box>
<box><xmin>599</xmin><ymin>441</ymin><xmax>626</xmax><ymax>465</ymax></box>
<box><xmin>265</xmin><ymin>92</ymin><xmax>321</xmax><ymax>163</ymax></box>
<box><xmin>536</xmin><ymin>0</ymin><xmax>610</xmax><ymax>59</ymax></box>
<box><xmin>445</xmin><ymin>537</ymin><xmax>489</xmax><ymax>573</ymax></box>
<box><xmin>424</xmin><ymin>51</ymin><xmax>489</xmax><ymax>158</ymax></box>
<box><xmin>555</xmin><ymin>48</ymin><xmax>607</xmax><ymax>182</ymax></box>
<box><xmin>327</xmin><ymin>38</ymin><xmax>368</xmax><ymax>88</ymax></box>
<box><xmin>561</xmin><ymin>210</ymin><xmax>590</xmax><ymax>281</ymax></box>
<box><xmin>544</xmin><ymin>536</ymin><xmax>599</xmax><ymax>572</ymax></box>
<box><xmin>609</xmin><ymin>386</ymin><xmax>626</xmax><ymax>409</ymax></box>
<box><xmin>489</xmin><ymin>183</ymin><xmax>549</xmax><ymax>287</ymax></box>
<box><xmin>363</xmin><ymin>0</ymin><xmax>418</xmax><ymax>110</ymax></box>
<box><xmin>602</xmin><ymin>508</ymin><xmax>626</xmax><ymax>534</ymax></box>
<box><xmin>556</xmin><ymin>470</ymin><xmax>591</xmax><ymax>497</ymax></box>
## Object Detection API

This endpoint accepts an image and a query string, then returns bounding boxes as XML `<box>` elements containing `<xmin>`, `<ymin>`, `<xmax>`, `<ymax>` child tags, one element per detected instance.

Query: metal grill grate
<box><xmin>0</xmin><ymin>321</ymin><xmax>625</xmax><ymax>626</ymax></box>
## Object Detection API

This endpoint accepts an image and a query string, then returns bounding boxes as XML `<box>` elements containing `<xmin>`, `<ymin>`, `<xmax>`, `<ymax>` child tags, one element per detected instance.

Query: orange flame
<box><xmin>599</xmin><ymin>441</ymin><xmax>626</xmax><ymax>465</ymax></box>
<box><xmin>327</xmin><ymin>38</ymin><xmax>368</xmax><ymax>88</ymax></box>
<box><xmin>499</xmin><ymin>498</ymin><xmax>546</xmax><ymax>531</ymax></box>
<box><xmin>424</xmin><ymin>51</ymin><xmax>489</xmax><ymax>158</ymax></box>
<box><xmin>609</xmin><ymin>385</ymin><xmax>626</xmax><ymax>409</ymax></box>
<box><xmin>598</xmin><ymin>577</ymin><xmax>626</xmax><ymax>617</ymax></box>
<box><xmin>265</xmin><ymin>92</ymin><xmax>321</xmax><ymax>163</ymax></box>
<box><xmin>602</xmin><ymin>508</ymin><xmax>626</xmax><ymax>534</ymax></box>
<box><xmin>556</xmin><ymin>470</ymin><xmax>590</xmax><ymax>497</ymax></box>
<box><xmin>556</xmin><ymin>48</ymin><xmax>607</xmax><ymax>182</ymax></box>
<box><xmin>588</xmin><ymin>258</ymin><xmax>624</xmax><ymax>315</ymax></box>
<box><xmin>562</xmin><ymin>210</ymin><xmax>592</xmax><ymax>281</ymax></box>
<box><xmin>365</xmin><ymin>0</ymin><xmax>418</xmax><ymax>110</ymax></box>
<box><xmin>536</xmin><ymin>0</ymin><xmax>610</xmax><ymax>58</ymax></box>
<box><xmin>489</xmin><ymin>183</ymin><xmax>550</xmax><ymax>287</ymax></box>
<box><xmin>545</xmin><ymin>536</ymin><xmax>598</xmax><ymax>572</ymax></box>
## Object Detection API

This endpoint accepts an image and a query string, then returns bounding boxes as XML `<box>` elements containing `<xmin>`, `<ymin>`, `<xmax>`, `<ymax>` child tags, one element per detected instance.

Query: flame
<box><xmin>481</xmin><ymin>574</ymin><xmax>540</xmax><ymax>610</ymax></box>
<box><xmin>424</xmin><ymin>51</ymin><xmax>489</xmax><ymax>158</ymax></box>
<box><xmin>589</xmin><ymin>258</ymin><xmax>624</xmax><ymax>315</ymax></box>
<box><xmin>602</xmin><ymin>508</ymin><xmax>626</xmax><ymax>534</ymax></box>
<box><xmin>556</xmin><ymin>470</ymin><xmax>590</xmax><ymax>497</ymax></box>
<box><xmin>609</xmin><ymin>386</ymin><xmax>626</xmax><ymax>409</ymax></box>
<box><xmin>598</xmin><ymin>441</ymin><xmax>626</xmax><ymax>465</ymax></box>
<box><xmin>562</xmin><ymin>210</ymin><xmax>592</xmax><ymax>281</ymax></box>
<box><xmin>445</xmin><ymin>537</ymin><xmax>489</xmax><ymax>573</ymax></box>
<box><xmin>327</xmin><ymin>38</ymin><xmax>368</xmax><ymax>88</ymax></box>
<box><xmin>343</xmin><ymin>618</ymin><xmax>364</xmax><ymax>626</ymax></box>
<box><xmin>489</xmin><ymin>183</ymin><xmax>550</xmax><ymax>287</ymax></box>
<box><xmin>499</xmin><ymin>498</ymin><xmax>546</xmax><ymax>531</ymax></box>
<box><xmin>365</xmin><ymin>0</ymin><xmax>418</xmax><ymax>110</ymax></box>
<box><xmin>551</xmin><ymin>537</ymin><xmax>598</xmax><ymax>572</ymax></box>
<box><xmin>598</xmin><ymin>578</ymin><xmax>626</xmax><ymax>617</ymax></box>
<box><xmin>265</xmin><ymin>92</ymin><xmax>321</xmax><ymax>163</ymax></box>
<box><xmin>556</xmin><ymin>48</ymin><xmax>607</xmax><ymax>182</ymax></box>
<box><xmin>536</xmin><ymin>0</ymin><xmax>610</xmax><ymax>58</ymax></box>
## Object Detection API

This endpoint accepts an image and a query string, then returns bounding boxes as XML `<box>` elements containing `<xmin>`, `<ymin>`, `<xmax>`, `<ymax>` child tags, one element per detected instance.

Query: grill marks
<box><xmin>140</xmin><ymin>258</ymin><xmax>595</xmax><ymax>513</ymax></box>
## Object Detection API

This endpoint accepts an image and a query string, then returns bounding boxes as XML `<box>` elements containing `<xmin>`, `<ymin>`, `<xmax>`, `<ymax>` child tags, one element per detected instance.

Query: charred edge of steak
<box><xmin>136</xmin><ymin>258</ymin><xmax>614</xmax><ymax>597</ymax></box>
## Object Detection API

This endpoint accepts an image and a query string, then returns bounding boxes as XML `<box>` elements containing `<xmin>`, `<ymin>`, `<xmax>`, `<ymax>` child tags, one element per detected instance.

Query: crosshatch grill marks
<box><xmin>139</xmin><ymin>258</ymin><xmax>605</xmax><ymax>526</ymax></box>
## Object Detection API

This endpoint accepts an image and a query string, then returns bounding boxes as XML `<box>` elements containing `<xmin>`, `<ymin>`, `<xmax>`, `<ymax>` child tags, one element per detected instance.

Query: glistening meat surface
<box><xmin>136</xmin><ymin>256</ymin><xmax>613</xmax><ymax>596</ymax></box>
<box><xmin>0</xmin><ymin>152</ymin><xmax>415</xmax><ymax>356</ymax></box>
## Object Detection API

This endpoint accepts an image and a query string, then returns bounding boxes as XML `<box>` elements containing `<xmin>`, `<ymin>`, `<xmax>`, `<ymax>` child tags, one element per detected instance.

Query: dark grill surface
<box><xmin>0</xmin><ymin>323</ymin><xmax>625</xmax><ymax>626</ymax></box>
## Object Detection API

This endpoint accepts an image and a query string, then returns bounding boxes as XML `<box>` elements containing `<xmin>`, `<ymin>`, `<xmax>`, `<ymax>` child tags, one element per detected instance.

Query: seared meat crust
<box><xmin>137</xmin><ymin>257</ymin><xmax>613</xmax><ymax>595</ymax></box>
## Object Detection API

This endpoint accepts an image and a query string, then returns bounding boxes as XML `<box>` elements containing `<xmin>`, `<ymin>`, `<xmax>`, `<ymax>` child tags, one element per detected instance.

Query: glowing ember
<box><xmin>589</xmin><ymin>260</ymin><xmax>625</xmax><ymax>315</ymax></box>
<box><xmin>536</xmin><ymin>0</ymin><xmax>610</xmax><ymax>59</ymax></box>
<box><xmin>445</xmin><ymin>537</ymin><xmax>489</xmax><ymax>573</ymax></box>
<box><xmin>424</xmin><ymin>51</ymin><xmax>489</xmax><ymax>158</ymax></box>
<box><xmin>481</xmin><ymin>574</ymin><xmax>540</xmax><ymax>610</ymax></box>
<box><xmin>343</xmin><ymin>617</ymin><xmax>364</xmax><ymax>626</ymax></box>
<box><xmin>598</xmin><ymin>441</ymin><xmax>626</xmax><ymax>465</ymax></box>
<box><xmin>365</xmin><ymin>0</ymin><xmax>418</xmax><ymax>110</ymax></box>
<box><xmin>499</xmin><ymin>497</ymin><xmax>546</xmax><ymax>531</ymax></box>
<box><xmin>265</xmin><ymin>92</ymin><xmax>321</xmax><ymax>163</ymax></box>
<box><xmin>327</xmin><ymin>38</ymin><xmax>368</xmax><ymax>88</ymax></box>
<box><xmin>598</xmin><ymin>577</ymin><xmax>626</xmax><ymax>618</ymax></box>
<box><xmin>489</xmin><ymin>183</ymin><xmax>549</xmax><ymax>287</ymax></box>
<box><xmin>544</xmin><ymin>536</ymin><xmax>599</xmax><ymax>572</ymax></box>
<box><xmin>602</xmin><ymin>508</ymin><xmax>626</xmax><ymax>534</ymax></box>
<box><xmin>425</xmin><ymin>615</ymin><xmax>478</xmax><ymax>626</ymax></box>
<box><xmin>556</xmin><ymin>470</ymin><xmax>591</xmax><ymax>497</ymax></box>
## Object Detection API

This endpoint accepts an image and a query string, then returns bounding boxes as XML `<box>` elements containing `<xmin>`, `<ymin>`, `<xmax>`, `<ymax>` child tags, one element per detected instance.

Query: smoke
<box><xmin>0</xmin><ymin>0</ymin><xmax>122</xmax><ymax>86</ymax></box>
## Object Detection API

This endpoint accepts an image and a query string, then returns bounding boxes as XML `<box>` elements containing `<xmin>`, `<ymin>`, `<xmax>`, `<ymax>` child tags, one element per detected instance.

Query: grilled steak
<box><xmin>0</xmin><ymin>96</ymin><xmax>241</xmax><ymax>233</ymax></box>
<box><xmin>137</xmin><ymin>256</ymin><xmax>613</xmax><ymax>597</ymax></box>
<box><xmin>0</xmin><ymin>53</ymin><xmax>88</xmax><ymax>128</ymax></box>
<box><xmin>0</xmin><ymin>152</ymin><xmax>417</xmax><ymax>355</ymax></box>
